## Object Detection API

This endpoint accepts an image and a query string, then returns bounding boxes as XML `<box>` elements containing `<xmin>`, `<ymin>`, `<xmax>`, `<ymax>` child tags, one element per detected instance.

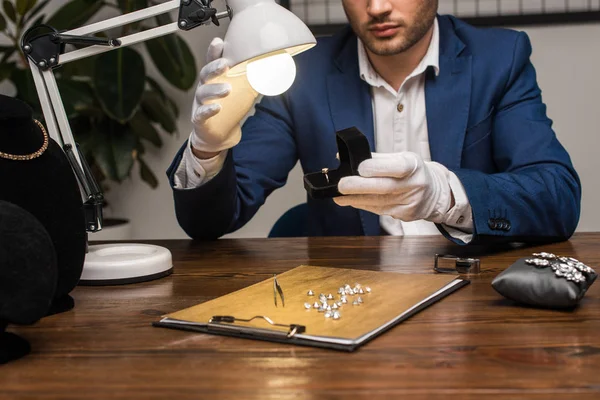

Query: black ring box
<box><xmin>303</xmin><ymin>127</ymin><xmax>372</xmax><ymax>199</ymax></box>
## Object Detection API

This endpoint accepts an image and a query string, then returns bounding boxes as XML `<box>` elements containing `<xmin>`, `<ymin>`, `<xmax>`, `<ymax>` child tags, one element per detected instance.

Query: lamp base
<box><xmin>78</xmin><ymin>243</ymin><xmax>173</xmax><ymax>286</ymax></box>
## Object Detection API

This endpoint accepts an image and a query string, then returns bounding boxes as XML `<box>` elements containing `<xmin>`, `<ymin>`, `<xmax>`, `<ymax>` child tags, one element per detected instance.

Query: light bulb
<box><xmin>246</xmin><ymin>52</ymin><xmax>296</xmax><ymax>96</ymax></box>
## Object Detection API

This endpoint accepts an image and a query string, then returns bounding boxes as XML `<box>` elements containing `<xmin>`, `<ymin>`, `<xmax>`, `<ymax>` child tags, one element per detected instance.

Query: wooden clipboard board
<box><xmin>153</xmin><ymin>266</ymin><xmax>469</xmax><ymax>351</ymax></box>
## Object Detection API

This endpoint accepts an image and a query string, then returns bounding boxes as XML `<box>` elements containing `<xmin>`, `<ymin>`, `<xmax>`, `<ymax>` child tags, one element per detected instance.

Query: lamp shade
<box><xmin>223</xmin><ymin>0</ymin><xmax>316</xmax><ymax>76</ymax></box>
<box><xmin>202</xmin><ymin>0</ymin><xmax>316</xmax><ymax>150</ymax></box>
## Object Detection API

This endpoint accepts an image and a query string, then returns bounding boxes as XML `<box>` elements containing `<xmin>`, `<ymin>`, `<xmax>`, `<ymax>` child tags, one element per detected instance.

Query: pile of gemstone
<box><xmin>525</xmin><ymin>252</ymin><xmax>596</xmax><ymax>283</ymax></box>
<box><xmin>303</xmin><ymin>283</ymin><xmax>371</xmax><ymax>320</ymax></box>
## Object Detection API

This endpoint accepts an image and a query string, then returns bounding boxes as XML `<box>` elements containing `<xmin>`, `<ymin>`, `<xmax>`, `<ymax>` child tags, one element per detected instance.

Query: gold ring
<box><xmin>321</xmin><ymin>168</ymin><xmax>329</xmax><ymax>183</ymax></box>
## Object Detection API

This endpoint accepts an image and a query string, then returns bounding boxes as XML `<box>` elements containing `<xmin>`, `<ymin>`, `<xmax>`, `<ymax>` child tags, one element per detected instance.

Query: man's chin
<box><xmin>365</xmin><ymin>39</ymin><xmax>404</xmax><ymax>56</ymax></box>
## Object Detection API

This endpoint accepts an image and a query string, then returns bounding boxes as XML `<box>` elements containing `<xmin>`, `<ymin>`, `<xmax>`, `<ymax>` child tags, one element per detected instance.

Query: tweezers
<box><xmin>273</xmin><ymin>274</ymin><xmax>284</xmax><ymax>307</ymax></box>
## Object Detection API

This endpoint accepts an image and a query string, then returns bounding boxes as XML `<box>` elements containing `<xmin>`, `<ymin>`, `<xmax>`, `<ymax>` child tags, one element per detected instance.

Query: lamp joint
<box><xmin>20</xmin><ymin>25</ymin><xmax>120</xmax><ymax>70</ymax></box>
<box><xmin>178</xmin><ymin>0</ymin><xmax>231</xmax><ymax>31</ymax></box>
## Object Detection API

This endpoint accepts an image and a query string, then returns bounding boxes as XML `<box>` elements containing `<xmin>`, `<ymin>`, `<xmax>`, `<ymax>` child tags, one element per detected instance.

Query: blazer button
<box><xmin>488</xmin><ymin>219</ymin><xmax>496</xmax><ymax>230</ymax></box>
<box><xmin>505</xmin><ymin>222</ymin><xmax>511</xmax><ymax>231</ymax></box>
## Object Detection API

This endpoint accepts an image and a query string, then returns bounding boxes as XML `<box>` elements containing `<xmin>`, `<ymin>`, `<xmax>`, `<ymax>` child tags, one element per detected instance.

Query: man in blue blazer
<box><xmin>167</xmin><ymin>0</ymin><xmax>580</xmax><ymax>244</ymax></box>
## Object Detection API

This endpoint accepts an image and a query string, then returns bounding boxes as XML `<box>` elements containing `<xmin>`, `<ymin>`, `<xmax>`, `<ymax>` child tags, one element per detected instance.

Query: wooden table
<box><xmin>3</xmin><ymin>233</ymin><xmax>600</xmax><ymax>399</ymax></box>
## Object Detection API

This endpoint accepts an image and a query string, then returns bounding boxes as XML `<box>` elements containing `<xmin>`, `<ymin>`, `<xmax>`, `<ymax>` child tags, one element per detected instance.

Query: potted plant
<box><xmin>0</xmin><ymin>0</ymin><xmax>197</xmax><ymax>236</ymax></box>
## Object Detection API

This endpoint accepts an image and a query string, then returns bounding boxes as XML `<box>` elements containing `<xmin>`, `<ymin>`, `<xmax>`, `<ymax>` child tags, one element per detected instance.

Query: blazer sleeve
<box><xmin>449</xmin><ymin>32</ymin><xmax>581</xmax><ymax>245</ymax></box>
<box><xmin>166</xmin><ymin>95</ymin><xmax>298</xmax><ymax>240</ymax></box>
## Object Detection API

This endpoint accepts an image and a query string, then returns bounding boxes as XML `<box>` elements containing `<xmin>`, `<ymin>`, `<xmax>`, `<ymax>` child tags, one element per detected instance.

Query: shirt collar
<box><xmin>358</xmin><ymin>17</ymin><xmax>440</xmax><ymax>88</ymax></box>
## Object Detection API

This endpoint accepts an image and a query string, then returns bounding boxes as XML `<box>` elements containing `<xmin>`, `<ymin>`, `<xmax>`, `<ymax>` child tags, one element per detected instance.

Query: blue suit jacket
<box><xmin>168</xmin><ymin>15</ymin><xmax>581</xmax><ymax>244</ymax></box>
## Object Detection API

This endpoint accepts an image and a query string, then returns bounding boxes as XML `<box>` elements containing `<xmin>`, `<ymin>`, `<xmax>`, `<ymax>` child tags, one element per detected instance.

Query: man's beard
<box><xmin>350</xmin><ymin>2</ymin><xmax>437</xmax><ymax>56</ymax></box>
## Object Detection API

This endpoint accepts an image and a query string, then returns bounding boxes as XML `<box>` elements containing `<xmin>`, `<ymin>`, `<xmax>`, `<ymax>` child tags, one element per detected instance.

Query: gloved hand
<box><xmin>334</xmin><ymin>152</ymin><xmax>454</xmax><ymax>224</ymax></box>
<box><xmin>190</xmin><ymin>37</ymin><xmax>241</xmax><ymax>154</ymax></box>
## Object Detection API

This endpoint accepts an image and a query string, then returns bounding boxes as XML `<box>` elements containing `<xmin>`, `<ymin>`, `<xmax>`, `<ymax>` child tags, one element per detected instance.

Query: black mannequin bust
<box><xmin>0</xmin><ymin>94</ymin><xmax>87</xmax><ymax>315</ymax></box>
<box><xmin>0</xmin><ymin>200</ymin><xmax>57</xmax><ymax>364</ymax></box>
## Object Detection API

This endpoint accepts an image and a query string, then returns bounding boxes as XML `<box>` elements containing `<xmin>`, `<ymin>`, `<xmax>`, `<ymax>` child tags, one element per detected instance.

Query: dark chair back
<box><xmin>268</xmin><ymin>203</ymin><xmax>309</xmax><ymax>238</ymax></box>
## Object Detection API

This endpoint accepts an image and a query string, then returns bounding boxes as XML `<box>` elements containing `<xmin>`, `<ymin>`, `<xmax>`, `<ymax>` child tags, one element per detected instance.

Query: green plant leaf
<box><xmin>25</xmin><ymin>0</ymin><xmax>48</xmax><ymax>22</ymax></box>
<box><xmin>46</xmin><ymin>0</ymin><xmax>103</xmax><ymax>30</ymax></box>
<box><xmin>16</xmin><ymin>0</ymin><xmax>37</xmax><ymax>16</ymax></box>
<box><xmin>117</xmin><ymin>0</ymin><xmax>147</xmax><ymax>12</ymax></box>
<box><xmin>0</xmin><ymin>11</ymin><xmax>6</xmax><ymax>30</ymax></box>
<box><xmin>94</xmin><ymin>47</ymin><xmax>145</xmax><ymax>123</ymax></box>
<box><xmin>167</xmin><ymin>98</ymin><xmax>179</xmax><ymax>119</ymax></box>
<box><xmin>68</xmin><ymin>115</ymin><xmax>93</xmax><ymax>145</ymax></box>
<box><xmin>0</xmin><ymin>48</ymin><xmax>16</xmax><ymax>64</ymax></box>
<box><xmin>57</xmin><ymin>79</ymin><xmax>95</xmax><ymax>118</ymax></box>
<box><xmin>137</xmin><ymin>155</ymin><xmax>158</xmax><ymax>188</ymax></box>
<box><xmin>136</xmin><ymin>138</ymin><xmax>145</xmax><ymax>154</ymax></box>
<box><xmin>0</xmin><ymin>62</ymin><xmax>12</xmax><ymax>82</ymax></box>
<box><xmin>10</xmin><ymin>67</ymin><xmax>40</xmax><ymax>110</ymax></box>
<box><xmin>3</xmin><ymin>1</ymin><xmax>17</xmax><ymax>22</ymax></box>
<box><xmin>146</xmin><ymin>76</ymin><xmax>180</xmax><ymax>119</ymax></box>
<box><xmin>129</xmin><ymin>109</ymin><xmax>162</xmax><ymax>147</ymax></box>
<box><xmin>0</xmin><ymin>45</ymin><xmax>15</xmax><ymax>64</ymax></box>
<box><xmin>145</xmin><ymin>35</ymin><xmax>197</xmax><ymax>91</ymax></box>
<box><xmin>58</xmin><ymin>54</ymin><xmax>95</xmax><ymax>78</ymax></box>
<box><xmin>92</xmin><ymin>122</ymin><xmax>137</xmax><ymax>182</ymax></box>
<box><xmin>146</xmin><ymin>76</ymin><xmax>166</xmax><ymax>100</ymax></box>
<box><xmin>141</xmin><ymin>90</ymin><xmax>177</xmax><ymax>133</ymax></box>
<box><xmin>29</xmin><ymin>12</ymin><xmax>44</xmax><ymax>27</ymax></box>
<box><xmin>146</xmin><ymin>76</ymin><xmax>179</xmax><ymax>118</ymax></box>
<box><xmin>0</xmin><ymin>49</ymin><xmax>17</xmax><ymax>63</ymax></box>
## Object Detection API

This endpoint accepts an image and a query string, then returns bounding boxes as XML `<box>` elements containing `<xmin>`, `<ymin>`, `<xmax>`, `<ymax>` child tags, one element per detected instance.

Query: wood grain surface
<box><xmin>162</xmin><ymin>265</ymin><xmax>460</xmax><ymax>341</ymax></box>
<box><xmin>3</xmin><ymin>233</ymin><xmax>600</xmax><ymax>400</ymax></box>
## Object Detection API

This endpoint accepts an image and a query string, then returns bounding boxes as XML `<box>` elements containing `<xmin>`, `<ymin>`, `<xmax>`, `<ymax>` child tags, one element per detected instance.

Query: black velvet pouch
<box><xmin>0</xmin><ymin>95</ymin><xmax>86</xmax><ymax>314</ymax></box>
<box><xmin>492</xmin><ymin>253</ymin><xmax>597</xmax><ymax>309</ymax></box>
<box><xmin>304</xmin><ymin>127</ymin><xmax>372</xmax><ymax>199</ymax></box>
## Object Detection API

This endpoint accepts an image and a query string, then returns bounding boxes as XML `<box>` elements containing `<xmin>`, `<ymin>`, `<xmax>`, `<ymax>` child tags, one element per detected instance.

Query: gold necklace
<box><xmin>0</xmin><ymin>119</ymin><xmax>49</xmax><ymax>161</ymax></box>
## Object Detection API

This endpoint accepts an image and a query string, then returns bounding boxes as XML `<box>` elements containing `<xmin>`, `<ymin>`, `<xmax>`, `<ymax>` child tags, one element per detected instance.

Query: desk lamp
<box><xmin>20</xmin><ymin>0</ymin><xmax>316</xmax><ymax>285</ymax></box>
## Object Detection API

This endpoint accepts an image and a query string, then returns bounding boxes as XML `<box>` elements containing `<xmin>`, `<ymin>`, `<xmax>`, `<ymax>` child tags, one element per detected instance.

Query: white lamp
<box><xmin>202</xmin><ymin>0</ymin><xmax>316</xmax><ymax>148</ymax></box>
<box><xmin>21</xmin><ymin>0</ymin><xmax>316</xmax><ymax>285</ymax></box>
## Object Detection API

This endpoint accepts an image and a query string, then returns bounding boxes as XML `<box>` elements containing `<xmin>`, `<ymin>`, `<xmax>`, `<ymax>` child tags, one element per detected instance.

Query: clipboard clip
<box><xmin>434</xmin><ymin>254</ymin><xmax>481</xmax><ymax>275</ymax></box>
<box><xmin>209</xmin><ymin>315</ymin><xmax>306</xmax><ymax>338</ymax></box>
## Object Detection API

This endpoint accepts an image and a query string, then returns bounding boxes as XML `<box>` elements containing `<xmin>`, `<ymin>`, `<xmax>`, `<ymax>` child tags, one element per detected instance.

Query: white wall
<box><xmin>521</xmin><ymin>23</ymin><xmax>600</xmax><ymax>232</ymax></box>
<box><xmin>3</xmin><ymin>2</ymin><xmax>599</xmax><ymax>238</ymax></box>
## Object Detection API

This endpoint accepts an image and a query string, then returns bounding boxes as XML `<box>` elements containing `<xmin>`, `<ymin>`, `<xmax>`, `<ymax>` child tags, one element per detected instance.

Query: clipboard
<box><xmin>153</xmin><ymin>266</ymin><xmax>469</xmax><ymax>351</ymax></box>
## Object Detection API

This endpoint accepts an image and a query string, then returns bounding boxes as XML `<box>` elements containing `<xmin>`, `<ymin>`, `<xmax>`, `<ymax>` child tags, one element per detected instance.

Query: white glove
<box><xmin>334</xmin><ymin>152</ymin><xmax>454</xmax><ymax>224</ymax></box>
<box><xmin>190</xmin><ymin>37</ymin><xmax>241</xmax><ymax>153</ymax></box>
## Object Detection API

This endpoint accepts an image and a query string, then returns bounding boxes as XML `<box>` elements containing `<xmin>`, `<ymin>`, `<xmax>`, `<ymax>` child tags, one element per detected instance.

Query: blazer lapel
<box><xmin>425</xmin><ymin>17</ymin><xmax>472</xmax><ymax>169</ymax></box>
<box><xmin>327</xmin><ymin>33</ymin><xmax>379</xmax><ymax>236</ymax></box>
<box><xmin>325</xmin><ymin>18</ymin><xmax>472</xmax><ymax>235</ymax></box>
<box><xmin>327</xmin><ymin>37</ymin><xmax>375</xmax><ymax>150</ymax></box>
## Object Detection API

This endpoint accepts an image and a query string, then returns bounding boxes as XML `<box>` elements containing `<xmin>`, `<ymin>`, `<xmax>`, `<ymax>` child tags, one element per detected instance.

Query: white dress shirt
<box><xmin>173</xmin><ymin>142</ymin><xmax>227</xmax><ymax>188</ymax></box>
<box><xmin>357</xmin><ymin>18</ymin><xmax>473</xmax><ymax>241</ymax></box>
<box><xmin>174</xmin><ymin>17</ymin><xmax>473</xmax><ymax>242</ymax></box>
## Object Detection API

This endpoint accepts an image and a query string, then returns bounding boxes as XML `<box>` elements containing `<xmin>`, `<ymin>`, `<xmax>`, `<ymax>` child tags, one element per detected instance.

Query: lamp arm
<box><xmin>21</xmin><ymin>0</ymin><xmax>232</xmax><ymax>233</ymax></box>
<box><xmin>64</xmin><ymin>144</ymin><xmax>104</xmax><ymax>232</ymax></box>
<box><xmin>28</xmin><ymin>61</ymin><xmax>104</xmax><ymax>232</ymax></box>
